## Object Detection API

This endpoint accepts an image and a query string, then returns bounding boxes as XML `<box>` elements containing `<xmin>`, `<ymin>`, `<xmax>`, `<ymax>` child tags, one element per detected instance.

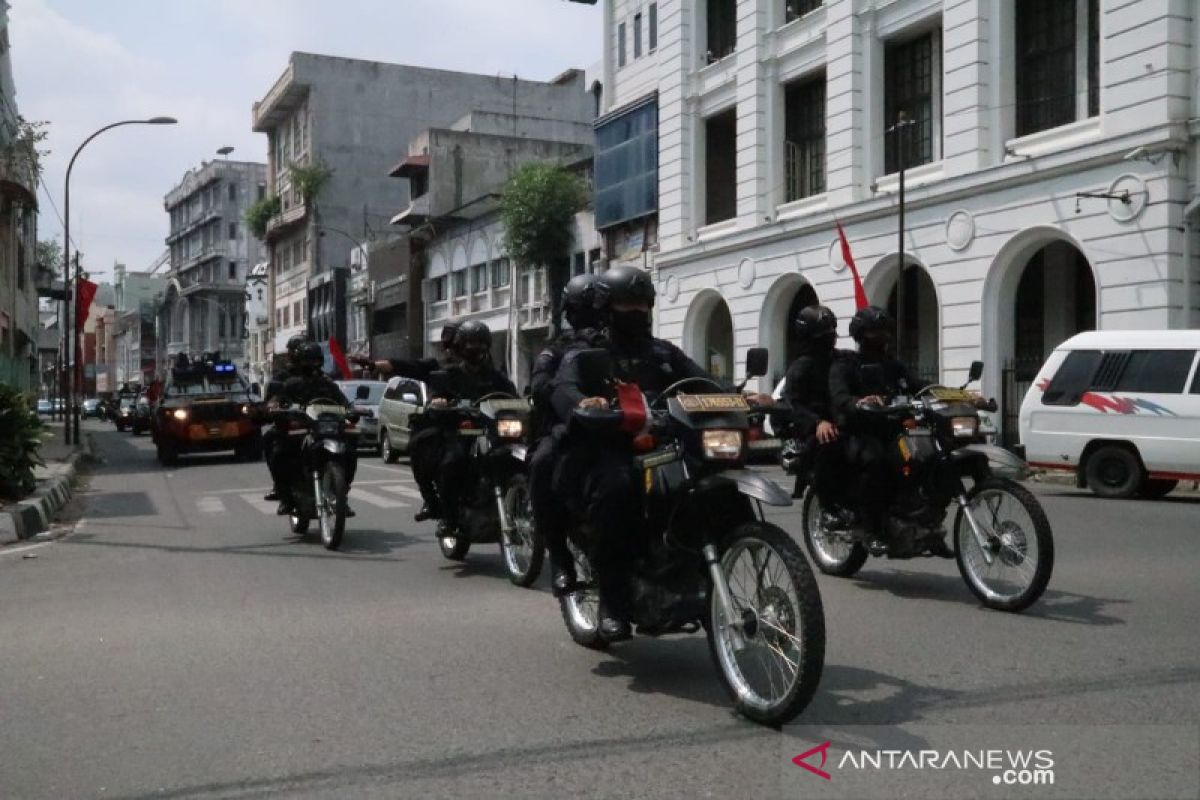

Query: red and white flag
<box><xmin>835</xmin><ymin>220</ymin><xmax>869</xmax><ymax>311</ymax></box>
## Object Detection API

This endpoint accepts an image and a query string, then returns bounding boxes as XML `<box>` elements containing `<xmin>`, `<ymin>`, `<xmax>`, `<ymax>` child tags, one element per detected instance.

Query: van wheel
<box><xmin>1084</xmin><ymin>445</ymin><xmax>1143</xmax><ymax>499</ymax></box>
<box><xmin>1139</xmin><ymin>478</ymin><xmax>1177</xmax><ymax>500</ymax></box>
<box><xmin>381</xmin><ymin>434</ymin><xmax>400</xmax><ymax>464</ymax></box>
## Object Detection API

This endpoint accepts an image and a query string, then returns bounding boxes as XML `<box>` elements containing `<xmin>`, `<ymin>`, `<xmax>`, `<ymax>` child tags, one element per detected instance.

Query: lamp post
<box><xmin>887</xmin><ymin>111</ymin><xmax>916</xmax><ymax>364</ymax></box>
<box><xmin>64</xmin><ymin>116</ymin><xmax>177</xmax><ymax>445</ymax></box>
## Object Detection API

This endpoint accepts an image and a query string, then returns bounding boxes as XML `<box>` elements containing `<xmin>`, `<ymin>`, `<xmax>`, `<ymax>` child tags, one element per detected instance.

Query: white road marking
<box><xmin>378</xmin><ymin>484</ymin><xmax>423</xmax><ymax>500</ymax></box>
<box><xmin>349</xmin><ymin>489</ymin><xmax>409</xmax><ymax>509</ymax></box>
<box><xmin>0</xmin><ymin>541</ymin><xmax>56</xmax><ymax>558</ymax></box>
<box><xmin>238</xmin><ymin>493</ymin><xmax>280</xmax><ymax>515</ymax></box>
<box><xmin>197</xmin><ymin>496</ymin><xmax>226</xmax><ymax>514</ymax></box>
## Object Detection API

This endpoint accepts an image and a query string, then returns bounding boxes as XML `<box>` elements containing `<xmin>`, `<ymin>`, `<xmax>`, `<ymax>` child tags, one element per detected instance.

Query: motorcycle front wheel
<box><xmin>953</xmin><ymin>477</ymin><xmax>1054</xmax><ymax>612</ymax></box>
<box><xmin>707</xmin><ymin>521</ymin><xmax>825</xmax><ymax>726</ymax></box>
<box><xmin>800</xmin><ymin>489</ymin><xmax>868</xmax><ymax>577</ymax></box>
<box><xmin>318</xmin><ymin>462</ymin><xmax>348</xmax><ymax>551</ymax></box>
<box><xmin>558</xmin><ymin>542</ymin><xmax>607</xmax><ymax>651</ymax></box>
<box><xmin>500</xmin><ymin>475</ymin><xmax>544</xmax><ymax>587</ymax></box>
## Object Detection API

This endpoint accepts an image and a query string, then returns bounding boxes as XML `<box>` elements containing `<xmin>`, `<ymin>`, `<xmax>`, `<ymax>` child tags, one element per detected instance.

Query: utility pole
<box><xmin>888</xmin><ymin>111</ymin><xmax>916</xmax><ymax>361</ymax></box>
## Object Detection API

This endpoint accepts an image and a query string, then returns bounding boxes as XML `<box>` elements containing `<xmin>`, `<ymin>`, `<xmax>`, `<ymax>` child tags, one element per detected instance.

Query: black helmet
<box><xmin>439</xmin><ymin>322</ymin><xmax>460</xmax><ymax>349</ymax></box>
<box><xmin>455</xmin><ymin>320</ymin><xmax>492</xmax><ymax>349</ymax></box>
<box><xmin>286</xmin><ymin>334</ymin><xmax>310</xmax><ymax>360</ymax></box>
<box><xmin>793</xmin><ymin>305</ymin><xmax>837</xmax><ymax>344</ymax></box>
<box><xmin>848</xmin><ymin>306</ymin><xmax>893</xmax><ymax>342</ymax></box>
<box><xmin>593</xmin><ymin>265</ymin><xmax>655</xmax><ymax>311</ymax></box>
<box><xmin>562</xmin><ymin>273</ymin><xmax>600</xmax><ymax>329</ymax></box>
<box><xmin>298</xmin><ymin>342</ymin><xmax>325</xmax><ymax>370</ymax></box>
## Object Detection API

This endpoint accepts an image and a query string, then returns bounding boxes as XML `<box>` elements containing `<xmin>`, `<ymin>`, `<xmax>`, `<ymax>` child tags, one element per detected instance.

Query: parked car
<box><xmin>82</xmin><ymin>398</ymin><xmax>101</xmax><ymax>418</ymax></box>
<box><xmin>336</xmin><ymin>380</ymin><xmax>387</xmax><ymax>454</ymax></box>
<box><xmin>377</xmin><ymin>376</ymin><xmax>428</xmax><ymax>463</ymax></box>
<box><xmin>1019</xmin><ymin>330</ymin><xmax>1200</xmax><ymax>499</ymax></box>
<box><xmin>37</xmin><ymin>398</ymin><xmax>53</xmax><ymax>415</ymax></box>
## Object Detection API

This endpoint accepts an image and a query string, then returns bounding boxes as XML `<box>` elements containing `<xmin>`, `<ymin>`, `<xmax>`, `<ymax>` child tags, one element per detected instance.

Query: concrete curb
<box><xmin>0</xmin><ymin>435</ymin><xmax>95</xmax><ymax>546</ymax></box>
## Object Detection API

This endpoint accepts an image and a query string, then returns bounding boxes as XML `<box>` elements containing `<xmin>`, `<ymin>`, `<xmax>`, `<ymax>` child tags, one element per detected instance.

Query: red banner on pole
<box><xmin>75</xmin><ymin>278</ymin><xmax>98</xmax><ymax>332</ymax></box>
<box><xmin>327</xmin><ymin>337</ymin><xmax>352</xmax><ymax>380</ymax></box>
<box><xmin>835</xmin><ymin>220</ymin><xmax>870</xmax><ymax>311</ymax></box>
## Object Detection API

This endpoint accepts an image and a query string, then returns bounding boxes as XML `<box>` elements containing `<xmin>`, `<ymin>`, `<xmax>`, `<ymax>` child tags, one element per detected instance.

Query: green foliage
<box><xmin>1</xmin><ymin>117</ymin><xmax>50</xmax><ymax>184</ymax></box>
<box><xmin>36</xmin><ymin>239</ymin><xmax>63</xmax><ymax>269</ymax></box>
<box><xmin>0</xmin><ymin>385</ymin><xmax>47</xmax><ymax>501</ymax></box>
<box><xmin>500</xmin><ymin>163</ymin><xmax>588</xmax><ymax>270</ymax></box>
<box><xmin>244</xmin><ymin>194</ymin><xmax>282</xmax><ymax>240</ymax></box>
<box><xmin>289</xmin><ymin>161</ymin><xmax>332</xmax><ymax>205</ymax></box>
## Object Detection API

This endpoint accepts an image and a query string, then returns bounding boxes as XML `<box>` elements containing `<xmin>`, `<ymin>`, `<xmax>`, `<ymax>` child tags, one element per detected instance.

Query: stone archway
<box><xmin>866</xmin><ymin>255</ymin><xmax>940</xmax><ymax>384</ymax></box>
<box><xmin>683</xmin><ymin>289</ymin><xmax>735</xmax><ymax>382</ymax></box>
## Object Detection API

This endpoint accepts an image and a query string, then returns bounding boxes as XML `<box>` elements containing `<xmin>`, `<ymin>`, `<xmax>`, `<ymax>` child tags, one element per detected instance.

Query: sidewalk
<box><xmin>0</xmin><ymin>427</ymin><xmax>95</xmax><ymax>545</ymax></box>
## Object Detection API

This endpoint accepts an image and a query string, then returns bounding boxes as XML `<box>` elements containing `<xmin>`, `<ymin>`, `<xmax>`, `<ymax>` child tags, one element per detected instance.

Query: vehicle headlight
<box><xmin>172</xmin><ymin>408</ymin><xmax>188</xmax><ymax>421</ymax></box>
<box><xmin>241</xmin><ymin>404</ymin><xmax>251</xmax><ymax>416</ymax></box>
<box><xmin>316</xmin><ymin>420</ymin><xmax>342</xmax><ymax>436</ymax></box>
<box><xmin>701</xmin><ymin>429</ymin><xmax>743</xmax><ymax>460</ymax></box>
<box><xmin>497</xmin><ymin>418</ymin><xmax>524</xmax><ymax>439</ymax></box>
<box><xmin>121</xmin><ymin>409</ymin><xmax>131</xmax><ymax>416</ymax></box>
<box><xmin>950</xmin><ymin>416</ymin><xmax>979</xmax><ymax>438</ymax></box>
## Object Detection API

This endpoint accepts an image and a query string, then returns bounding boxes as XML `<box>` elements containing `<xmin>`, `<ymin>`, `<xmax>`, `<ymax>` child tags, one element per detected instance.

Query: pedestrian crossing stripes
<box><xmin>198</xmin><ymin>480</ymin><xmax>419</xmax><ymax>515</ymax></box>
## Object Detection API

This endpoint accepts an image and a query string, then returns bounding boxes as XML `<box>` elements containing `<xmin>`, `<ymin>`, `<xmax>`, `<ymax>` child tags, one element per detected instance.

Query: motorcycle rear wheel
<box><xmin>953</xmin><ymin>477</ymin><xmax>1054</xmax><ymax>612</ymax></box>
<box><xmin>707</xmin><ymin>521</ymin><xmax>825</xmax><ymax>726</ymax></box>
<box><xmin>558</xmin><ymin>542</ymin><xmax>608</xmax><ymax>651</ymax></box>
<box><xmin>800</xmin><ymin>489</ymin><xmax>868</xmax><ymax>577</ymax></box>
<box><xmin>500</xmin><ymin>475</ymin><xmax>544</xmax><ymax>587</ymax></box>
<box><xmin>319</xmin><ymin>462</ymin><xmax>348</xmax><ymax>551</ymax></box>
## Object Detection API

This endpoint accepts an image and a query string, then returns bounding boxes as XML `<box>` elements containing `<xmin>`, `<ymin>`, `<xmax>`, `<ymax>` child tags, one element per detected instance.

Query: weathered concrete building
<box><xmin>161</xmin><ymin>159</ymin><xmax>268</xmax><ymax>364</ymax></box>
<box><xmin>251</xmin><ymin>52</ymin><xmax>594</xmax><ymax>359</ymax></box>
<box><xmin>599</xmin><ymin>0</ymin><xmax>1200</xmax><ymax>444</ymax></box>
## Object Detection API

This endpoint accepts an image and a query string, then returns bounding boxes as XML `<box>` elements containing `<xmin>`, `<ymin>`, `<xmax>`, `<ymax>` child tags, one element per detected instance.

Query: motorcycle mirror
<box><xmin>744</xmin><ymin>348</ymin><xmax>769</xmax><ymax>379</ymax></box>
<box><xmin>354</xmin><ymin>385</ymin><xmax>371</xmax><ymax>401</ymax></box>
<box><xmin>962</xmin><ymin>360</ymin><xmax>984</xmax><ymax>389</ymax></box>
<box><xmin>574</xmin><ymin>348</ymin><xmax>613</xmax><ymax>391</ymax></box>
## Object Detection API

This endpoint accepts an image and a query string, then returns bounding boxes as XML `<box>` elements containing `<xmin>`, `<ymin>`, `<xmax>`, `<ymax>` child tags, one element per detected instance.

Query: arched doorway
<box><xmin>867</xmin><ymin>257</ymin><xmax>940</xmax><ymax>384</ymax></box>
<box><xmin>784</xmin><ymin>284</ymin><xmax>821</xmax><ymax>368</ymax></box>
<box><xmin>989</xmin><ymin>236</ymin><xmax>1096</xmax><ymax>445</ymax></box>
<box><xmin>759</xmin><ymin>274</ymin><xmax>820</xmax><ymax>386</ymax></box>
<box><xmin>683</xmin><ymin>290</ymin><xmax>735</xmax><ymax>382</ymax></box>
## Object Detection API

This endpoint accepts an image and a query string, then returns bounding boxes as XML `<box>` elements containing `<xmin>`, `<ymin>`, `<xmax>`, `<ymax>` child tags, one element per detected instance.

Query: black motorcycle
<box><xmin>558</xmin><ymin>348</ymin><xmax>825</xmax><ymax>726</ymax></box>
<box><xmin>788</xmin><ymin>361</ymin><xmax>1054</xmax><ymax>612</ymax></box>
<box><xmin>270</xmin><ymin>399</ymin><xmax>358</xmax><ymax>551</ymax></box>
<box><xmin>421</xmin><ymin>382</ymin><xmax>542</xmax><ymax>586</ymax></box>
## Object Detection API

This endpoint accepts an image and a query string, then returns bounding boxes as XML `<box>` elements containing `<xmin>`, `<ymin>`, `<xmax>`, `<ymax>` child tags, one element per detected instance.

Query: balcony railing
<box><xmin>265</xmin><ymin>201</ymin><xmax>308</xmax><ymax>240</ymax></box>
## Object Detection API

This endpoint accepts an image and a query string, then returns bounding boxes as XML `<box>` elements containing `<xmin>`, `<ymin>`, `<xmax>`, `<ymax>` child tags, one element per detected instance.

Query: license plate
<box><xmin>458</xmin><ymin>429</ymin><xmax>484</xmax><ymax>437</ymax></box>
<box><xmin>928</xmin><ymin>387</ymin><xmax>975</xmax><ymax>402</ymax></box>
<box><xmin>676</xmin><ymin>394</ymin><xmax>750</xmax><ymax>413</ymax></box>
<box><xmin>748</xmin><ymin>438</ymin><xmax>782</xmax><ymax>450</ymax></box>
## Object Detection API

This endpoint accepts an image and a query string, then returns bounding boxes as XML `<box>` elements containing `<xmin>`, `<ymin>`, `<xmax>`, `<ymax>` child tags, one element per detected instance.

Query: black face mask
<box><xmin>460</xmin><ymin>347</ymin><xmax>488</xmax><ymax>367</ymax></box>
<box><xmin>609</xmin><ymin>309</ymin><xmax>652</xmax><ymax>340</ymax></box>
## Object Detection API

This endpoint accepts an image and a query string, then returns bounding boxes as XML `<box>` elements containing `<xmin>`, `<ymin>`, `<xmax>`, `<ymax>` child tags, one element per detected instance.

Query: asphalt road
<box><xmin>1</xmin><ymin>421</ymin><xmax>1197</xmax><ymax>799</ymax></box>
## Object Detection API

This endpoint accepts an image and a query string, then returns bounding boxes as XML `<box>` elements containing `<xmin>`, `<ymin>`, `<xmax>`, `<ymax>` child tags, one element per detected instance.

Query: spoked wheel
<box><xmin>500</xmin><ymin>475</ymin><xmax>544</xmax><ymax>587</ymax></box>
<box><xmin>954</xmin><ymin>477</ymin><xmax>1054</xmax><ymax>612</ymax></box>
<box><xmin>801</xmin><ymin>489</ymin><xmax>867</xmax><ymax>577</ymax></box>
<box><xmin>558</xmin><ymin>541</ymin><xmax>608</xmax><ymax>651</ymax></box>
<box><xmin>706</xmin><ymin>522</ymin><xmax>825</xmax><ymax>726</ymax></box>
<box><xmin>318</xmin><ymin>462</ymin><xmax>348</xmax><ymax>551</ymax></box>
<box><xmin>438</xmin><ymin>519</ymin><xmax>470</xmax><ymax>560</ymax></box>
<box><xmin>289</xmin><ymin>514</ymin><xmax>310</xmax><ymax>535</ymax></box>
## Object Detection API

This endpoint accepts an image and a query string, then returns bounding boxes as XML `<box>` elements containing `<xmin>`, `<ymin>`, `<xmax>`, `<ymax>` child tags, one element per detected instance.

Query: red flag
<box><xmin>835</xmin><ymin>220</ymin><xmax>869</xmax><ymax>310</ymax></box>
<box><xmin>327</xmin><ymin>337</ymin><xmax>352</xmax><ymax>380</ymax></box>
<box><xmin>75</xmin><ymin>278</ymin><xmax>98</xmax><ymax>332</ymax></box>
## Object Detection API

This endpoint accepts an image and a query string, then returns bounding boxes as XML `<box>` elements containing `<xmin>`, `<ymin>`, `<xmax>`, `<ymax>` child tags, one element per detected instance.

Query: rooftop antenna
<box><xmin>217</xmin><ymin>146</ymin><xmax>234</xmax><ymax>160</ymax></box>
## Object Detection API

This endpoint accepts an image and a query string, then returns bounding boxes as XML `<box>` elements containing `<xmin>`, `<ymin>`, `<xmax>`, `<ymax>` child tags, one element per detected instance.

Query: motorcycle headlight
<box><xmin>701</xmin><ymin>429</ymin><xmax>743</xmax><ymax>460</ymax></box>
<box><xmin>497</xmin><ymin>418</ymin><xmax>524</xmax><ymax>439</ymax></box>
<box><xmin>172</xmin><ymin>408</ymin><xmax>188</xmax><ymax>421</ymax></box>
<box><xmin>316</xmin><ymin>419</ymin><xmax>342</xmax><ymax>436</ymax></box>
<box><xmin>950</xmin><ymin>416</ymin><xmax>979</xmax><ymax>438</ymax></box>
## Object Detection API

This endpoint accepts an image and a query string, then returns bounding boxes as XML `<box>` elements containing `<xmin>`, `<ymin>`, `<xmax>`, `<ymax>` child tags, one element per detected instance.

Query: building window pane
<box><xmin>453</xmin><ymin>270</ymin><xmax>467</xmax><ymax>297</ymax></box>
<box><xmin>884</xmin><ymin>31</ymin><xmax>936</xmax><ymax>173</ymax></box>
<box><xmin>784</xmin><ymin>73</ymin><xmax>826</xmax><ymax>201</ymax></box>
<box><xmin>634</xmin><ymin>13</ymin><xmax>643</xmax><ymax>59</ymax></box>
<box><xmin>1087</xmin><ymin>0</ymin><xmax>1099</xmax><ymax>117</ymax></box>
<box><xmin>706</xmin><ymin>0</ymin><xmax>736</xmax><ymax>62</ymax></box>
<box><xmin>594</xmin><ymin>99</ymin><xmax>659</xmax><ymax>230</ymax></box>
<box><xmin>1015</xmin><ymin>0</ymin><xmax>1077</xmax><ymax>136</ymax></box>
<box><xmin>618</xmin><ymin>22</ymin><xmax>627</xmax><ymax>67</ymax></box>
<box><xmin>649</xmin><ymin>4</ymin><xmax>658</xmax><ymax>51</ymax></box>
<box><xmin>784</xmin><ymin>0</ymin><xmax>822</xmax><ymax>24</ymax></box>
<box><xmin>471</xmin><ymin>263</ymin><xmax>488</xmax><ymax>293</ymax></box>
<box><xmin>704</xmin><ymin>107</ymin><xmax>738</xmax><ymax>224</ymax></box>
<box><xmin>490</xmin><ymin>258</ymin><xmax>511</xmax><ymax>288</ymax></box>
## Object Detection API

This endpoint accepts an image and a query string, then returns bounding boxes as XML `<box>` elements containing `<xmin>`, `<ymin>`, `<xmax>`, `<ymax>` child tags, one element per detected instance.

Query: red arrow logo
<box><xmin>792</xmin><ymin>741</ymin><xmax>832</xmax><ymax>780</ymax></box>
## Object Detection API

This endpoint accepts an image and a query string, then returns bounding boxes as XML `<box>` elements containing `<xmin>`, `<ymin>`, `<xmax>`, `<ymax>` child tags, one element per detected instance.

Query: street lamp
<box><xmin>318</xmin><ymin>225</ymin><xmax>370</xmax><ymax>269</ymax></box>
<box><xmin>63</xmin><ymin>116</ymin><xmax>177</xmax><ymax>445</ymax></box>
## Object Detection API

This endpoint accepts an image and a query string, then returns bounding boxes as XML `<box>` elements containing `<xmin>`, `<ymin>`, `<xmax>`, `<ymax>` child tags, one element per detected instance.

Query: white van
<box><xmin>1018</xmin><ymin>330</ymin><xmax>1200</xmax><ymax>498</ymax></box>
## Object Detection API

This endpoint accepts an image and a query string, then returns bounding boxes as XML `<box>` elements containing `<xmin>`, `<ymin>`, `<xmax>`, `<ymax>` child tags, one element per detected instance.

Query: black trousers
<box><xmin>810</xmin><ymin>435</ymin><xmax>850</xmax><ymax>511</ymax></box>
<box><xmin>407</xmin><ymin>427</ymin><xmax>443</xmax><ymax>508</ymax></box>
<box><xmin>265</xmin><ymin>425</ymin><xmax>357</xmax><ymax>497</ymax></box>
<box><xmin>843</xmin><ymin>432</ymin><xmax>892</xmax><ymax>534</ymax></box>
<box><xmin>529</xmin><ymin>434</ymin><xmax>570</xmax><ymax>569</ymax></box>
<box><xmin>409</xmin><ymin>427</ymin><xmax>469</xmax><ymax>516</ymax></box>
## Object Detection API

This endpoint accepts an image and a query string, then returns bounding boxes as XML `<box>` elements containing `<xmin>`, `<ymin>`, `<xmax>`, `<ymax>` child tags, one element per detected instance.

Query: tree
<box><xmin>499</xmin><ymin>162</ymin><xmax>588</xmax><ymax>337</ymax></box>
<box><xmin>36</xmin><ymin>239</ymin><xmax>63</xmax><ymax>270</ymax></box>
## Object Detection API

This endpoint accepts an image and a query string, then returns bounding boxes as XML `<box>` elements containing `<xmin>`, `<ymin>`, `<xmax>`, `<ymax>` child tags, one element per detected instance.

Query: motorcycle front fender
<box><xmin>958</xmin><ymin>443</ymin><xmax>1030</xmax><ymax>481</ymax></box>
<box><xmin>695</xmin><ymin>470</ymin><xmax>793</xmax><ymax>507</ymax></box>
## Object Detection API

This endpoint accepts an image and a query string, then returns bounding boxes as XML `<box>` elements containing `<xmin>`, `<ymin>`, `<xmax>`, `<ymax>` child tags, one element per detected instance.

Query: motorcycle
<box><xmin>420</xmin><ymin>379</ymin><xmax>543</xmax><ymax>587</ymax></box>
<box><xmin>788</xmin><ymin>361</ymin><xmax>1054</xmax><ymax>612</ymax></box>
<box><xmin>269</xmin><ymin>399</ymin><xmax>358</xmax><ymax>551</ymax></box>
<box><xmin>558</xmin><ymin>347</ymin><xmax>825</xmax><ymax>726</ymax></box>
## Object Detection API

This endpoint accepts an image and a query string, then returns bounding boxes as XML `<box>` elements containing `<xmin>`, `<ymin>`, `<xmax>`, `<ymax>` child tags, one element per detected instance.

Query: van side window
<box><xmin>1089</xmin><ymin>352</ymin><xmax>1131</xmax><ymax>391</ymax></box>
<box><xmin>1115</xmin><ymin>350</ymin><xmax>1196</xmax><ymax>394</ymax></box>
<box><xmin>1192</xmin><ymin>363</ymin><xmax>1200</xmax><ymax>394</ymax></box>
<box><xmin>383</xmin><ymin>380</ymin><xmax>400</xmax><ymax>401</ymax></box>
<box><xmin>1041</xmin><ymin>350</ymin><xmax>1102</xmax><ymax>406</ymax></box>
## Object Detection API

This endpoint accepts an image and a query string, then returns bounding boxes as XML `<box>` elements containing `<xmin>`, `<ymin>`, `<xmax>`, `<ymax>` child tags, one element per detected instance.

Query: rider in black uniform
<box><xmin>264</xmin><ymin>334</ymin><xmax>310</xmax><ymax>509</ymax></box>
<box><xmin>355</xmin><ymin>321</ymin><xmax>516</xmax><ymax>523</ymax></box>
<box><xmin>528</xmin><ymin>273</ymin><xmax>606</xmax><ymax>596</ymax></box>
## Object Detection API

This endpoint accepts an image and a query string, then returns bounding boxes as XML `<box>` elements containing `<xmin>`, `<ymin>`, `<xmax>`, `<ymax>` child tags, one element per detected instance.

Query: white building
<box><xmin>597</xmin><ymin>0</ymin><xmax>1200</xmax><ymax>443</ymax></box>
<box><xmin>244</xmin><ymin>261</ymin><xmax>272</xmax><ymax>389</ymax></box>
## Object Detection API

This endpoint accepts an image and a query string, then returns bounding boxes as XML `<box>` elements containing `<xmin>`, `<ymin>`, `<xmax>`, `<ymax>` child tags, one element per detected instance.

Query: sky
<box><xmin>9</xmin><ymin>0</ymin><xmax>603</xmax><ymax>283</ymax></box>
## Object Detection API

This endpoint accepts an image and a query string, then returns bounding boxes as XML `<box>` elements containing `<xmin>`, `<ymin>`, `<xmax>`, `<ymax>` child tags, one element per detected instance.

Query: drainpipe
<box><xmin>1183</xmin><ymin>195</ymin><xmax>1200</xmax><ymax>329</ymax></box>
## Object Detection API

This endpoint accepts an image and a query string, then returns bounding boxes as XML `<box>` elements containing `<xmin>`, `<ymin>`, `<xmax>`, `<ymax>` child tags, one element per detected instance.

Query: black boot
<box><xmin>596</xmin><ymin>569</ymin><xmax>632</xmax><ymax>642</ymax></box>
<box><xmin>414</xmin><ymin>500</ymin><xmax>441</xmax><ymax>522</ymax></box>
<box><xmin>264</xmin><ymin>489</ymin><xmax>281</xmax><ymax>502</ymax></box>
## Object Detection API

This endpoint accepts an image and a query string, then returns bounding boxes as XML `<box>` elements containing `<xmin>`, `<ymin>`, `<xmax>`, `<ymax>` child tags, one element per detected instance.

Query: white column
<box><xmin>735</xmin><ymin>0</ymin><xmax>770</xmax><ymax>229</ymax></box>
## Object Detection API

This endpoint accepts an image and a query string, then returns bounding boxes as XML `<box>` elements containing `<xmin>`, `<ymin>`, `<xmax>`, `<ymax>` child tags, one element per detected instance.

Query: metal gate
<box><xmin>1001</xmin><ymin>357</ymin><xmax>1041</xmax><ymax>449</ymax></box>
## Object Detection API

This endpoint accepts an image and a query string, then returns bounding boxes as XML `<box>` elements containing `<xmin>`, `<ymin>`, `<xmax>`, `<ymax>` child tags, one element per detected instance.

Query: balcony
<box><xmin>166</xmin><ymin>206</ymin><xmax>223</xmax><ymax>244</ymax></box>
<box><xmin>265</xmin><ymin>201</ymin><xmax>308</xmax><ymax>241</ymax></box>
<box><xmin>0</xmin><ymin>156</ymin><xmax>36</xmax><ymax>204</ymax></box>
<box><xmin>252</xmin><ymin>63</ymin><xmax>310</xmax><ymax>132</ymax></box>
